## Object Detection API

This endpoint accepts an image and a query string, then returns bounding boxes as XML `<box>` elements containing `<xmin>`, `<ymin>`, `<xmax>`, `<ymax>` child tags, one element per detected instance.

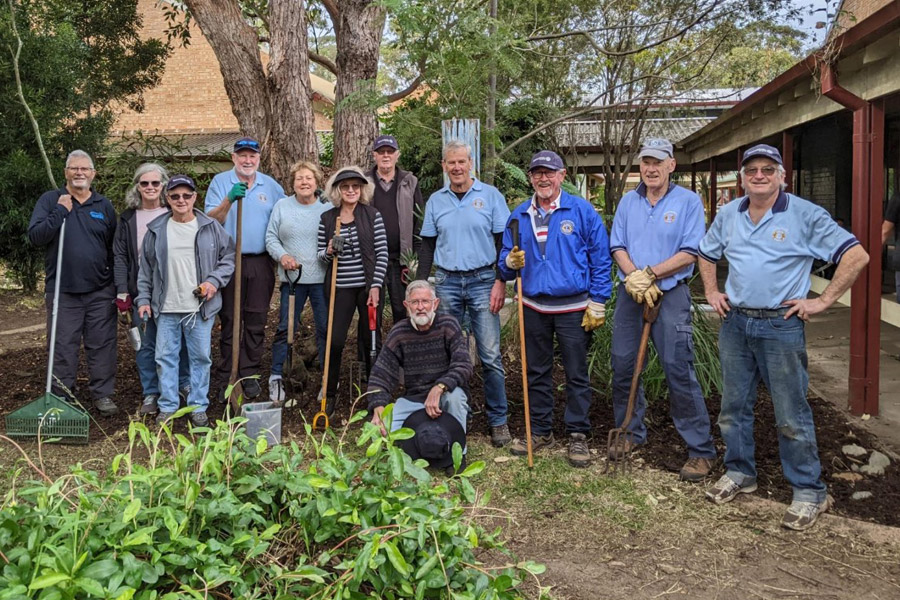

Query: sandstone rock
<box><xmin>851</xmin><ymin>491</ymin><xmax>873</xmax><ymax>500</ymax></box>
<box><xmin>832</xmin><ymin>472</ymin><xmax>863</xmax><ymax>482</ymax></box>
<box><xmin>841</xmin><ymin>444</ymin><xmax>867</xmax><ymax>457</ymax></box>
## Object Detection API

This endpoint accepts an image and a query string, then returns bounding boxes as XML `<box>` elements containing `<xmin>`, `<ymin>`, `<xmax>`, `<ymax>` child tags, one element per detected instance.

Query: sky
<box><xmin>790</xmin><ymin>0</ymin><xmax>842</xmax><ymax>50</ymax></box>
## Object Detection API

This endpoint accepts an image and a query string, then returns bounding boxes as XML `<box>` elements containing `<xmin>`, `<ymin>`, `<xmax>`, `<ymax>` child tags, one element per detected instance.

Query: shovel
<box><xmin>314</xmin><ymin>217</ymin><xmax>342</xmax><ymax>431</ymax></box>
<box><xmin>227</xmin><ymin>195</ymin><xmax>244</xmax><ymax>412</ymax></box>
<box><xmin>282</xmin><ymin>265</ymin><xmax>306</xmax><ymax>400</ymax></box>
<box><xmin>509</xmin><ymin>218</ymin><xmax>534</xmax><ymax>468</ymax></box>
<box><xmin>605</xmin><ymin>302</ymin><xmax>660</xmax><ymax>475</ymax></box>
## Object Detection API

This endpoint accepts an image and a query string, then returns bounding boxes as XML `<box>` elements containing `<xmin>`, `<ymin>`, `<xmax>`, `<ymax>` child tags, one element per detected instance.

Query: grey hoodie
<box><xmin>136</xmin><ymin>210</ymin><xmax>235</xmax><ymax>321</ymax></box>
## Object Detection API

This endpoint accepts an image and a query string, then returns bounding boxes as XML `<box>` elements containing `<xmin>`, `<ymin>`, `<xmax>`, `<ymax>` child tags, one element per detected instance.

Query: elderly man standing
<box><xmin>28</xmin><ymin>150</ymin><xmax>118</xmax><ymax>416</ymax></box>
<box><xmin>206</xmin><ymin>137</ymin><xmax>285</xmax><ymax>400</ymax></box>
<box><xmin>700</xmin><ymin>144</ymin><xmax>868</xmax><ymax>531</ymax></box>
<box><xmin>609</xmin><ymin>138</ymin><xmax>716</xmax><ymax>481</ymax></box>
<box><xmin>416</xmin><ymin>140</ymin><xmax>511</xmax><ymax>447</ymax></box>
<box><xmin>498</xmin><ymin>150</ymin><xmax>611</xmax><ymax>467</ymax></box>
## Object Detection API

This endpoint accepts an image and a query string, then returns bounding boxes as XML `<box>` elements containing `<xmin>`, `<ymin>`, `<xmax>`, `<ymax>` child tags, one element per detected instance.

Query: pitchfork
<box><xmin>605</xmin><ymin>302</ymin><xmax>660</xmax><ymax>474</ymax></box>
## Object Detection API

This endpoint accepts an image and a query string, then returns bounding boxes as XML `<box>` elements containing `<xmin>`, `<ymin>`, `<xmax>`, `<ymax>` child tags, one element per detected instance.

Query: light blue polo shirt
<box><xmin>609</xmin><ymin>182</ymin><xmax>704</xmax><ymax>291</ymax></box>
<box><xmin>420</xmin><ymin>178</ymin><xmax>510</xmax><ymax>271</ymax></box>
<box><xmin>699</xmin><ymin>191</ymin><xmax>859</xmax><ymax>309</ymax></box>
<box><xmin>204</xmin><ymin>168</ymin><xmax>285</xmax><ymax>254</ymax></box>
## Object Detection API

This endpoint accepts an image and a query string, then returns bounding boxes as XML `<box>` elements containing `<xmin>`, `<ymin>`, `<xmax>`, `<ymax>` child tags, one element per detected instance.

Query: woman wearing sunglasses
<box><xmin>113</xmin><ymin>163</ymin><xmax>190</xmax><ymax>417</ymax></box>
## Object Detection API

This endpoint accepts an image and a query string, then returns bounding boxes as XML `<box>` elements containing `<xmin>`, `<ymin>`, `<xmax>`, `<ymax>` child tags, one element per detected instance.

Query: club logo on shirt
<box><xmin>560</xmin><ymin>220</ymin><xmax>575</xmax><ymax>235</ymax></box>
<box><xmin>472</xmin><ymin>198</ymin><xmax>485</xmax><ymax>210</ymax></box>
<box><xmin>90</xmin><ymin>211</ymin><xmax>105</xmax><ymax>220</ymax></box>
<box><xmin>663</xmin><ymin>211</ymin><xmax>677</xmax><ymax>224</ymax></box>
<box><xmin>771</xmin><ymin>228</ymin><xmax>787</xmax><ymax>242</ymax></box>
<box><xmin>258</xmin><ymin>193</ymin><xmax>268</xmax><ymax>204</ymax></box>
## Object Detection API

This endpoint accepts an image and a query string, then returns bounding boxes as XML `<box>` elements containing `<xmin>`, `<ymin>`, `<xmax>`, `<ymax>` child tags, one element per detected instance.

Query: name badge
<box><xmin>90</xmin><ymin>211</ymin><xmax>105</xmax><ymax>220</ymax></box>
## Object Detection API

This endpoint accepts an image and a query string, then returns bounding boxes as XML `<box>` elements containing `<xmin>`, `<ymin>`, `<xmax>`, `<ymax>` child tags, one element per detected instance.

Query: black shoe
<box><xmin>243</xmin><ymin>378</ymin><xmax>261</xmax><ymax>399</ymax></box>
<box><xmin>190</xmin><ymin>411</ymin><xmax>209</xmax><ymax>427</ymax></box>
<box><xmin>140</xmin><ymin>395</ymin><xmax>159</xmax><ymax>416</ymax></box>
<box><xmin>93</xmin><ymin>397</ymin><xmax>118</xmax><ymax>417</ymax></box>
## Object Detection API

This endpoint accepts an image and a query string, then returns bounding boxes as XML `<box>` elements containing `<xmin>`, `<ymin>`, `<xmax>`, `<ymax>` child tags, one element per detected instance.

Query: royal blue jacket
<box><xmin>498</xmin><ymin>191</ymin><xmax>612</xmax><ymax>309</ymax></box>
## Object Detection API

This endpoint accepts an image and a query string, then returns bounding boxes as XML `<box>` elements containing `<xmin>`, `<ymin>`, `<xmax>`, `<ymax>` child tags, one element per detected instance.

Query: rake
<box><xmin>6</xmin><ymin>220</ymin><xmax>90</xmax><ymax>443</ymax></box>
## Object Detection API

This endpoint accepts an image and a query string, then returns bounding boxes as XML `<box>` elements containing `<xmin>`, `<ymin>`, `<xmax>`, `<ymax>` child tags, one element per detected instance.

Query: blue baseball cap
<box><xmin>528</xmin><ymin>150</ymin><xmax>565</xmax><ymax>172</ymax></box>
<box><xmin>742</xmin><ymin>144</ymin><xmax>783</xmax><ymax>166</ymax></box>
<box><xmin>167</xmin><ymin>174</ymin><xmax>196</xmax><ymax>191</ymax></box>
<box><xmin>638</xmin><ymin>138</ymin><xmax>674</xmax><ymax>160</ymax></box>
<box><xmin>373</xmin><ymin>135</ymin><xmax>399</xmax><ymax>151</ymax></box>
<box><xmin>234</xmin><ymin>137</ymin><xmax>261</xmax><ymax>153</ymax></box>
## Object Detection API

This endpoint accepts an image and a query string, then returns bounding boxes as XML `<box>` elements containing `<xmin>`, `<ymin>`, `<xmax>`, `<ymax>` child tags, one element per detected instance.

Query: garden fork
<box><xmin>605</xmin><ymin>302</ymin><xmax>660</xmax><ymax>475</ymax></box>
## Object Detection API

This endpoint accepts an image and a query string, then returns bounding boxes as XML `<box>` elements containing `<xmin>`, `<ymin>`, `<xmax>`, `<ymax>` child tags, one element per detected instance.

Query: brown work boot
<box><xmin>679</xmin><ymin>457</ymin><xmax>714</xmax><ymax>482</ymax></box>
<box><xmin>510</xmin><ymin>433</ymin><xmax>554</xmax><ymax>456</ymax></box>
<box><xmin>567</xmin><ymin>433</ymin><xmax>591</xmax><ymax>468</ymax></box>
<box><xmin>490</xmin><ymin>424</ymin><xmax>512</xmax><ymax>447</ymax></box>
<box><xmin>607</xmin><ymin>437</ymin><xmax>637</xmax><ymax>461</ymax></box>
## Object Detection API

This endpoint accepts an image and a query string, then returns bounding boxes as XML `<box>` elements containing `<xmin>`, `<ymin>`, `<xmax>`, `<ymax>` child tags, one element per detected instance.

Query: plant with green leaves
<box><xmin>0</xmin><ymin>406</ymin><xmax>545</xmax><ymax>599</ymax></box>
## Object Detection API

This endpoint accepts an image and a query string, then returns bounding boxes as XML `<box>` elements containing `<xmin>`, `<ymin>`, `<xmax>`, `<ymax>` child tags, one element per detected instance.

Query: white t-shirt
<box><xmin>136</xmin><ymin>207</ymin><xmax>168</xmax><ymax>260</ymax></box>
<box><xmin>162</xmin><ymin>218</ymin><xmax>200</xmax><ymax>313</ymax></box>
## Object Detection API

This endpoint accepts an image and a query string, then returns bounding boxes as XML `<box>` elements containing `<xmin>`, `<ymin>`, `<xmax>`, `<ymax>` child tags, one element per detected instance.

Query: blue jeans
<box><xmin>390</xmin><ymin>388</ymin><xmax>470</xmax><ymax>453</ymax></box>
<box><xmin>718</xmin><ymin>310</ymin><xmax>826</xmax><ymax>503</ymax></box>
<box><xmin>611</xmin><ymin>284</ymin><xmax>715</xmax><ymax>458</ymax></box>
<box><xmin>271</xmin><ymin>282</ymin><xmax>328</xmax><ymax>375</ymax></box>
<box><xmin>133</xmin><ymin>307</ymin><xmax>189</xmax><ymax>396</ymax></box>
<box><xmin>523</xmin><ymin>307</ymin><xmax>592</xmax><ymax>435</ymax></box>
<box><xmin>434</xmin><ymin>267</ymin><xmax>507</xmax><ymax>427</ymax></box>
<box><xmin>155</xmin><ymin>313</ymin><xmax>215</xmax><ymax>414</ymax></box>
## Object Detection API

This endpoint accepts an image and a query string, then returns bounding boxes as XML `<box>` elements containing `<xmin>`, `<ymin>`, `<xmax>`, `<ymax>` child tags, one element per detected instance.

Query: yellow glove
<box><xmin>581</xmin><ymin>301</ymin><xmax>606</xmax><ymax>331</ymax></box>
<box><xmin>505</xmin><ymin>246</ymin><xmax>525</xmax><ymax>271</ymax></box>
<box><xmin>624</xmin><ymin>268</ymin><xmax>652</xmax><ymax>303</ymax></box>
<box><xmin>644</xmin><ymin>282</ymin><xmax>662</xmax><ymax>307</ymax></box>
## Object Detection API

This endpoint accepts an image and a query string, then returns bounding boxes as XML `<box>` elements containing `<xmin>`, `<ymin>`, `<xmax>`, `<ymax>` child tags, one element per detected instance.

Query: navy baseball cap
<box><xmin>373</xmin><ymin>135</ymin><xmax>399</xmax><ymax>151</ymax></box>
<box><xmin>742</xmin><ymin>144</ymin><xmax>783</xmax><ymax>166</ymax></box>
<box><xmin>167</xmin><ymin>174</ymin><xmax>196</xmax><ymax>191</ymax></box>
<box><xmin>638</xmin><ymin>138</ymin><xmax>674</xmax><ymax>160</ymax></box>
<box><xmin>528</xmin><ymin>150</ymin><xmax>565</xmax><ymax>172</ymax></box>
<box><xmin>234</xmin><ymin>137</ymin><xmax>261</xmax><ymax>153</ymax></box>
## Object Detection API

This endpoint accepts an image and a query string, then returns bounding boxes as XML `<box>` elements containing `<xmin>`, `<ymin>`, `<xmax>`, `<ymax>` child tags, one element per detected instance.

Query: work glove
<box><xmin>624</xmin><ymin>267</ymin><xmax>655</xmax><ymax>303</ymax></box>
<box><xmin>226</xmin><ymin>182</ymin><xmax>248</xmax><ymax>203</ymax></box>
<box><xmin>644</xmin><ymin>282</ymin><xmax>662</xmax><ymax>308</ymax></box>
<box><xmin>505</xmin><ymin>246</ymin><xmax>526</xmax><ymax>271</ymax></box>
<box><xmin>115</xmin><ymin>293</ymin><xmax>132</xmax><ymax>313</ymax></box>
<box><xmin>581</xmin><ymin>300</ymin><xmax>606</xmax><ymax>331</ymax></box>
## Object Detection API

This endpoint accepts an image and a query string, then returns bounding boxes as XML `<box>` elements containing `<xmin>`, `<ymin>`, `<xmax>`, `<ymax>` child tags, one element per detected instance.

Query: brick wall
<box><xmin>113</xmin><ymin>0</ymin><xmax>332</xmax><ymax>134</ymax></box>
<box><xmin>834</xmin><ymin>0</ymin><xmax>892</xmax><ymax>34</ymax></box>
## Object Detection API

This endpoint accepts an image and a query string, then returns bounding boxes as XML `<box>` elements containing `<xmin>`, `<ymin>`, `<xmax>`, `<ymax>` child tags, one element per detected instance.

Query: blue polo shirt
<box><xmin>699</xmin><ymin>191</ymin><xmax>859</xmax><ymax>309</ymax></box>
<box><xmin>205</xmin><ymin>168</ymin><xmax>285</xmax><ymax>254</ymax></box>
<box><xmin>609</xmin><ymin>182</ymin><xmax>704</xmax><ymax>291</ymax></box>
<box><xmin>420</xmin><ymin>178</ymin><xmax>510</xmax><ymax>271</ymax></box>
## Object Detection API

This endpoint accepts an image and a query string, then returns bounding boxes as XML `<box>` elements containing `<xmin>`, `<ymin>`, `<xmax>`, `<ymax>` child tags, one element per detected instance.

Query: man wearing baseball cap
<box><xmin>699</xmin><ymin>143</ymin><xmax>868</xmax><ymax>530</ymax></box>
<box><xmin>608</xmin><ymin>137</ymin><xmax>717</xmax><ymax>481</ymax></box>
<box><xmin>205</xmin><ymin>137</ymin><xmax>285</xmax><ymax>401</ymax></box>
<box><xmin>365</xmin><ymin>134</ymin><xmax>425</xmax><ymax>359</ymax></box>
<box><xmin>498</xmin><ymin>150</ymin><xmax>612</xmax><ymax>467</ymax></box>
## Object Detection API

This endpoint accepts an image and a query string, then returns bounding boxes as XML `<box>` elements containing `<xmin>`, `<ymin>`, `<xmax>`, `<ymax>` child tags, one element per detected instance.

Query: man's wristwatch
<box><xmin>436</xmin><ymin>383</ymin><xmax>449</xmax><ymax>393</ymax></box>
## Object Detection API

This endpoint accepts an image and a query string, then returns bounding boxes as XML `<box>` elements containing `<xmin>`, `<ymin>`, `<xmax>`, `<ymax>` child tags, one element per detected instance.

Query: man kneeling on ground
<box><xmin>367</xmin><ymin>280</ymin><xmax>473</xmax><ymax>474</ymax></box>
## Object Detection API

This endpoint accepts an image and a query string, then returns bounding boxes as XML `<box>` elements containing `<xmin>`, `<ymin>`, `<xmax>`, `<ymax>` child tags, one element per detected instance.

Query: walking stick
<box><xmin>510</xmin><ymin>219</ymin><xmax>534</xmax><ymax>468</ymax></box>
<box><xmin>314</xmin><ymin>217</ymin><xmax>342</xmax><ymax>430</ymax></box>
<box><xmin>228</xmin><ymin>197</ymin><xmax>244</xmax><ymax>413</ymax></box>
<box><xmin>605</xmin><ymin>302</ymin><xmax>660</xmax><ymax>475</ymax></box>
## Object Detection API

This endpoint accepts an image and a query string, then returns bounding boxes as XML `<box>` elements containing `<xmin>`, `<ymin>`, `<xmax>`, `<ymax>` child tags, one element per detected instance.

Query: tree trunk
<box><xmin>332</xmin><ymin>0</ymin><xmax>385</xmax><ymax>169</ymax></box>
<box><xmin>184</xmin><ymin>0</ymin><xmax>318</xmax><ymax>185</ymax></box>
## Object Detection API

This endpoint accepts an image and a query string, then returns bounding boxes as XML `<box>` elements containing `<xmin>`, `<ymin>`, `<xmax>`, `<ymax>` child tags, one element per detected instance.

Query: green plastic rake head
<box><xmin>6</xmin><ymin>392</ymin><xmax>89</xmax><ymax>444</ymax></box>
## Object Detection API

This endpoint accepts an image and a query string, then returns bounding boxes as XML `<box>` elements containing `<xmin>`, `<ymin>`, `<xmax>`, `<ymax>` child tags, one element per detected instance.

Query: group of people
<box><xmin>28</xmin><ymin>133</ymin><xmax>868</xmax><ymax>532</ymax></box>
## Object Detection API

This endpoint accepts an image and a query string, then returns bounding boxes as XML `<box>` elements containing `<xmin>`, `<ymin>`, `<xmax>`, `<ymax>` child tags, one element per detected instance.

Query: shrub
<box><xmin>0</xmin><ymin>408</ymin><xmax>543</xmax><ymax>599</ymax></box>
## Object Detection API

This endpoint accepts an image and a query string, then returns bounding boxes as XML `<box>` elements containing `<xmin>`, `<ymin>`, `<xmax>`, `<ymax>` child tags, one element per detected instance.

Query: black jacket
<box><xmin>320</xmin><ymin>203</ymin><xmax>379</xmax><ymax>295</ymax></box>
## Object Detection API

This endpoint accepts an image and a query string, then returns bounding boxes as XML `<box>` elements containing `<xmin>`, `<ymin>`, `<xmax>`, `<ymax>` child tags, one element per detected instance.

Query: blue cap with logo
<box><xmin>528</xmin><ymin>150</ymin><xmax>565</xmax><ymax>172</ymax></box>
<box><xmin>373</xmin><ymin>134</ymin><xmax>399</xmax><ymax>151</ymax></box>
<box><xmin>637</xmin><ymin>138</ymin><xmax>674</xmax><ymax>160</ymax></box>
<box><xmin>741</xmin><ymin>144</ymin><xmax>783</xmax><ymax>166</ymax></box>
<box><xmin>167</xmin><ymin>174</ymin><xmax>196</xmax><ymax>191</ymax></box>
<box><xmin>234</xmin><ymin>137</ymin><xmax>261</xmax><ymax>153</ymax></box>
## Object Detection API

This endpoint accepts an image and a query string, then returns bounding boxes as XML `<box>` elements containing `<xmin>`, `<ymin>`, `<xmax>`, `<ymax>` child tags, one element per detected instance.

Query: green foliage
<box><xmin>0</xmin><ymin>411</ymin><xmax>542</xmax><ymax>599</ymax></box>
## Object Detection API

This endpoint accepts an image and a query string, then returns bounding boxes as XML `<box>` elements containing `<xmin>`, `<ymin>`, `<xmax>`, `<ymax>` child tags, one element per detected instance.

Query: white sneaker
<box><xmin>269</xmin><ymin>375</ymin><xmax>285</xmax><ymax>405</ymax></box>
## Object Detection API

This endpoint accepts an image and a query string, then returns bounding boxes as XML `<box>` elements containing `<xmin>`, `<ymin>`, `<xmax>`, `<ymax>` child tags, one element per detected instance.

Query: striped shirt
<box><xmin>526</xmin><ymin>194</ymin><xmax>559</xmax><ymax>256</ymax></box>
<box><xmin>317</xmin><ymin>213</ymin><xmax>388</xmax><ymax>289</ymax></box>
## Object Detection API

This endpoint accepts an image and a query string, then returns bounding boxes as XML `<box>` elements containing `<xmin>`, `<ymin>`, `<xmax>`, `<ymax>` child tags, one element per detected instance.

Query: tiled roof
<box><xmin>555</xmin><ymin>117</ymin><xmax>715</xmax><ymax>149</ymax></box>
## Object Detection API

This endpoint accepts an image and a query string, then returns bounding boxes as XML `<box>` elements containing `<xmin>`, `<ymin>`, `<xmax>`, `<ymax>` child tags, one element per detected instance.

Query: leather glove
<box><xmin>581</xmin><ymin>300</ymin><xmax>606</xmax><ymax>331</ymax></box>
<box><xmin>644</xmin><ymin>282</ymin><xmax>662</xmax><ymax>308</ymax></box>
<box><xmin>115</xmin><ymin>293</ymin><xmax>132</xmax><ymax>313</ymax></box>
<box><xmin>624</xmin><ymin>268</ymin><xmax>654</xmax><ymax>303</ymax></box>
<box><xmin>505</xmin><ymin>246</ymin><xmax>525</xmax><ymax>271</ymax></box>
<box><xmin>227</xmin><ymin>182</ymin><xmax>248</xmax><ymax>203</ymax></box>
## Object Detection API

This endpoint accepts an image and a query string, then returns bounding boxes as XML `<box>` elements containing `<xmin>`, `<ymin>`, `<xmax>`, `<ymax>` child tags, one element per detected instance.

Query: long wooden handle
<box><xmin>229</xmin><ymin>198</ymin><xmax>243</xmax><ymax>412</ymax></box>
<box><xmin>317</xmin><ymin>217</ymin><xmax>342</xmax><ymax>426</ymax></box>
<box><xmin>621</xmin><ymin>304</ymin><xmax>659</xmax><ymax>427</ymax></box>
<box><xmin>509</xmin><ymin>218</ymin><xmax>533</xmax><ymax>467</ymax></box>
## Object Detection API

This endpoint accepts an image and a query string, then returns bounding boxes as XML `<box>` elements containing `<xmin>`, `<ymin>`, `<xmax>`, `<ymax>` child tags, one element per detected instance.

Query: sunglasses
<box><xmin>168</xmin><ymin>192</ymin><xmax>195</xmax><ymax>201</ymax></box>
<box><xmin>743</xmin><ymin>166</ymin><xmax>778</xmax><ymax>177</ymax></box>
<box><xmin>139</xmin><ymin>180</ymin><xmax>162</xmax><ymax>188</ymax></box>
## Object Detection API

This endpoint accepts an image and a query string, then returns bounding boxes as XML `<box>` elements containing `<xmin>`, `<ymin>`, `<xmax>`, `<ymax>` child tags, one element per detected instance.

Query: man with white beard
<box><xmin>366</xmin><ymin>280</ymin><xmax>473</xmax><ymax>463</ymax></box>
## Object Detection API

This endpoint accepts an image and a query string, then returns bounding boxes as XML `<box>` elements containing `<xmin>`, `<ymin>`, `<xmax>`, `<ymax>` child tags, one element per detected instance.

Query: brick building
<box><xmin>111</xmin><ymin>0</ymin><xmax>334</xmax><ymax>158</ymax></box>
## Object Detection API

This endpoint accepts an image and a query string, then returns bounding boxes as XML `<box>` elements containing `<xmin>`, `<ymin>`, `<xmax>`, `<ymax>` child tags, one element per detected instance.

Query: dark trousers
<box><xmin>46</xmin><ymin>285</ymin><xmax>117</xmax><ymax>400</ymax></box>
<box><xmin>217</xmin><ymin>254</ymin><xmax>275</xmax><ymax>379</ymax></box>
<box><xmin>329</xmin><ymin>286</ymin><xmax>379</xmax><ymax>397</ymax></box>
<box><xmin>358</xmin><ymin>259</ymin><xmax>406</xmax><ymax>363</ymax></box>
<box><xmin>523</xmin><ymin>307</ymin><xmax>592</xmax><ymax>435</ymax></box>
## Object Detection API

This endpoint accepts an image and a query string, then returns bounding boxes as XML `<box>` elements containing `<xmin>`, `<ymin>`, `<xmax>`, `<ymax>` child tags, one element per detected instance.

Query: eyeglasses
<box><xmin>407</xmin><ymin>299</ymin><xmax>435</xmax><ymax>307</ymax></box>
<box><xmin>530</xmin><ymin>170</ymin><xmax>559</xmax><ymax>180</ymax></box>
<box><xmin>339</xmin><ymin>183</ymin><xmax>362</xmax><ymax>191</ymax></box>
<box><xmin>743</xmin><ymin>166</ymin><xmax>778</xmax><ymax>177</ymax></box>
<box><xmin>168</xmin><ymin>192</ymin><xmax>195</xmax><ymax>201</ymax></box>
<box><xmin>139</xmin><ymin>180</ymin><xmax>162</xmax><ymax>188</ymax></box>
<box><xmin>66</xmin><ymin>166</ymin><xmax>93</xmax><ymax>173</ymax></box>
